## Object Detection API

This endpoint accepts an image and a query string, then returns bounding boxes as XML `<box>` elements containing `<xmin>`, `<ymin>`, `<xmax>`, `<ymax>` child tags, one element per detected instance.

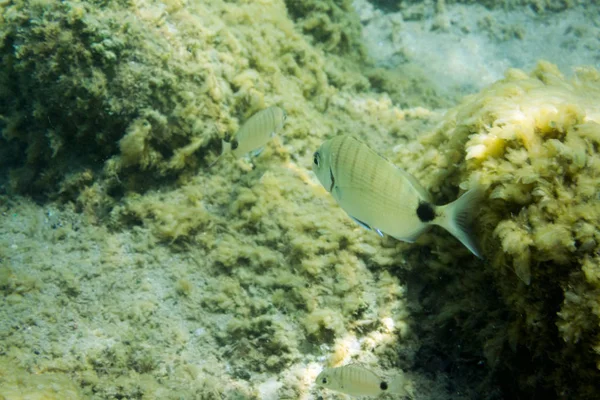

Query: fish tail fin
<box><xmin>386</xmin><ymin>374</ymin><xmax>414</xmax><ymax>397</ymax></box>
<box><xmin>208</xmin><ymin>140</ymin><xmax>231</xmax><ymax>168</ymax></box>
<box><xmin>435</xmin><ymin>186</ymin><xmax>485</xmax><ymax>258</ymax></box>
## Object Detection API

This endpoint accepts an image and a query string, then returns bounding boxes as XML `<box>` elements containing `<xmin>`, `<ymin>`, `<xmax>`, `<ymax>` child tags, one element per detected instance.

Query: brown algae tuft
<box><xmin>393</xmin><ymin>61</ymin><xmax>600</xmax><ymax>398</ymax></box>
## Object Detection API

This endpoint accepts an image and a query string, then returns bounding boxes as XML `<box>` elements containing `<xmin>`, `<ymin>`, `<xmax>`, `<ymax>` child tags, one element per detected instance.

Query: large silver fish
<box><xmin>316</xmin><ymin>364</ymin><xmax>406</xmax><ymax>397</ymax></box>
<box><xmin>211</xmin><ymin>105</ymin><xmax>286</xmax><ymax>166</ymax></box>
<box><xmin>312</xmin><ymin>135</ymin><xmax>483</xmax><ymax>258</ymax></box>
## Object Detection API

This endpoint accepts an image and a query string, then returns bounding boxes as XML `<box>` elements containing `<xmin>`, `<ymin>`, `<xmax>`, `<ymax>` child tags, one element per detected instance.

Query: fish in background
<box><xmin>210</xmin><ymin>105</ymin><xmax>286</xmax><ymax>167</ymax></box>
<box><xmin>312</xmin><ymin>135</ymin><xmax>484</xmax><ymax>258</ymax></box>
<box><xmin>315</xmin><ymin>364</ymin><xmax>409</xmax><ymax>397</ymax></box>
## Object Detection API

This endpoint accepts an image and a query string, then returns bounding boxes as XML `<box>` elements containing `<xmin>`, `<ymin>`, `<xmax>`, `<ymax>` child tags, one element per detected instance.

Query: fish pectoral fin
<box><xmin>349</xmin><ymin>218</ymin><xmax>383</xmax><ymax>237</ymax></box>
<box><xmin>349</xmin><ymin>216</ymin><xmax>372</xmax><ymax>231</ymax></box>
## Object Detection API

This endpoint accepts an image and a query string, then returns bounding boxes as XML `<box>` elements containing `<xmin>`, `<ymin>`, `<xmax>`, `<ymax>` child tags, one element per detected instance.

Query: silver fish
<box><xmin>316</xmin><ymin>364</ymin><xmax>404</xmax><ymax>397</ymax></box>
<box><xmin>211</xmin><ymin>105</ymin><xmax>286</xmax><ymax>166</ymax></box>
<box><xmin>312</xmin><ymin>135</ymin><xmax>483</xmax><ymax>257</ymax></box>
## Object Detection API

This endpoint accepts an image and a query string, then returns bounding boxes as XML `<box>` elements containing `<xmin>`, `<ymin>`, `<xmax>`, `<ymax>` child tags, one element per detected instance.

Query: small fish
<box><xmin>312</xmin><ymin>135</ymin><xmax>483</xmax><ymax>258</ymax></box>
<box><xmin>210</xmin><ymin>105</ymin><xmax>286</xmax><ymax>167</ymax></box>
<box><xmin>315</xmin><ymin>364</ymin><xmax>405</xmax><ymax>397</ymax></box>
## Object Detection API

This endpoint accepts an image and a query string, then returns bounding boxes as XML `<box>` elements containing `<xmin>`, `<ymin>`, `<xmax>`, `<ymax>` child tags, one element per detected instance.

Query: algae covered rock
<box><xmin>284</xmin><ymin>0</ymin><xmax>366</xmax><ymax>59</ymax></box>
<box><xmin>2</xmin><ymin>0</ymin><xmax>599</xmax><ymax>398</ymax></box>
<box><xmin>395</xmin><ymin>61</ymin><xmax>600</xmax><ymax>398</ymax></box>
<box><xmin>0</xmin><ymin>0</ymin><xmax>338</xmax><ymax>201</ymax></box>
<box><xmin>0</xmin><ymin>1</ymin><xmax>429</xmax><ymax>399</ymax></box>
<box><xmin>368</xmin><ymin>0</ymin><xmax>594</xmax><ymax>13</ymax></box>
<box><xmin>0</xmin><ymin>359</ymin><xmax>82</xmax><ymax>400</ymax></box>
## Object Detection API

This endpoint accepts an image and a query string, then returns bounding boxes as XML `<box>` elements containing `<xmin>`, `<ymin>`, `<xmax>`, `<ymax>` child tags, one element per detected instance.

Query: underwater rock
<box><xmin>283</xmin><ymin>0</ymin><xmax>367</xmax><ymax>59</ymax></box>
<box><xmin>395</xmin><ymin>61</ymin><xmax>600</xmax><ymax>399</ymax></box>
<box><xmin>2</xmin><ymin>0</ymin><xmax>599</xmax><ymax>397</ymax></box>
<box><xmin>0</xmin><ymin>0</ymin><xmax>338</xmax><ymax>201</ymax></box>
<box><xmin>0</xmin><ymin>359</ymin><xmax>82</xmax><ymax>400</ymax></box>
<box><xmin>368</xmin><ymin>0</ymin><xmax>586</xmax><ymax>14</ymax></box>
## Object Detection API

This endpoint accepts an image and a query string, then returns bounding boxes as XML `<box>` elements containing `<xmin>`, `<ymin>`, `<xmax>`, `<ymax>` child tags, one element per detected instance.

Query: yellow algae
<box><xmin>284</xmin><ymin>0</ymin><xmax>366</xmax><ymax>59</ymax></box>
<box><xmin>390</xmin><ymin>61</ymin><xmax>600</xmax><ymax>399</ymax></box>
<box><xmin>0</xmin><ymin>359</ymin><xmax>82</xmax><ymax>400</ymax></box>
<box><xmin>0</xmin><ymin>0</ymin><xmax>344</xmax><ymax>197</ymax></box>
<box><xmin>304</xmin><ymin>308</ymin><xmax>347</xmax><ymax>340</ymax></box>
<box><xmin>1</xmin><ymin>0</ymin><xmax>598</xmax><ymax>398</ymax></box>
<box><xmin>119</xmin><ymin>184</ymin><xmax>211</xmax><ymax>243</ymax></box>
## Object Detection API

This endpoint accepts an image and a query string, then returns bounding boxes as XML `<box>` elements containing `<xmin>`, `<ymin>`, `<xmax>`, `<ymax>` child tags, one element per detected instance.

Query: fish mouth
<box><xmin>329</xmin><ymin>167</ymin><xmax>335</xmax><ymax>192</ymax></box>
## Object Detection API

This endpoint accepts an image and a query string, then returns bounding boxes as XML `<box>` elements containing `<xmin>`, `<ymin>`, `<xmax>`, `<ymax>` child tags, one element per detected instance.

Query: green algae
<box><xmin>0</xmin><ymin>2</ymin><xmax>425</xmax><ymax>397</ymax></box>
<box><xmin>0</xmin><ymin>0</ymin><xmax>337</xmax><ymax>197</ymax></box>
<box><xmin>284</xmin><ymin>0</ymin><xmax>367</xmax><ymax>60</ymax></box>
<box><xmin>370</xmin><ymin>0</ymin><xmax>597</xmax><ymax>13</ymax></box>
<box><xmin>391</xmin><ymin>61</ymin><xmax>600</xmax><ymax>398</ymax></box>
<box><xmin>0</xmin><ymin>171</ymin><xmax>418</xmax><ymax>398</ymax></box>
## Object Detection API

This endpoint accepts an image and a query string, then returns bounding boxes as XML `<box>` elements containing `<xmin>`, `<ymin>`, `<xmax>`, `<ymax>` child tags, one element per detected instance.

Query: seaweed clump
<box><xmin>0</xmin><ymin>0</ymin><xmax>337</xmax><ymax>207</ymax></box>
<box><xmin>395</xmin><ymin>61</ymin><xmax>600</xmax><ymax>399</ymax></box>
<box><xmin>284</xmin><ymin>0</ymin><xmax>367</xmax><ymax>60</ymax></box>
<box><xmin>368</xmin><ymin>0</ymin><xmax>595</xmax><ymax>14</ymax></box>
<box><xmin>0</xmin><ymin>1</ymin><xmax>427</xmax><ymax>398</ymax></box>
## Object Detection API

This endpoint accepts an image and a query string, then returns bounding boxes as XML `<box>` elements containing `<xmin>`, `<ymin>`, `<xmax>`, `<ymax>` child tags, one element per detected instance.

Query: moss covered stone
<box><xmin>394</xmin><ymin>61</ymin><xmax>600</xmax><ymax>399</ymax></box>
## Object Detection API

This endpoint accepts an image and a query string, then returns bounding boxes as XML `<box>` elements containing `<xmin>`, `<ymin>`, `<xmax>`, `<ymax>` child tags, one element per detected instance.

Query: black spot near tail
<box><xmin>380</xmin><ymin>381</ymin><xmax>388</xmax><ymax>391</ymax></box>
<box><xmin>417</xmin><ymin>201</ymin><xmax>435</xmax><ymax>222</ymax></box>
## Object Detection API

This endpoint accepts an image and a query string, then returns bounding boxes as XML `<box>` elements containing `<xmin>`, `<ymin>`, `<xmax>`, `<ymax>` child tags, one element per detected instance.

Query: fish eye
<box><xmin>321</xmin><ymin>377</ymin><xmax>328</xmax><ymax>384</ymax></box>
<box><xmin>231</xmin><ymin>139</ymin><xmax>239</xmax><ymax>150</ymax></box>
<box><xmin>313</xmin><ymin>152</ymin><xmax>320</xmax><ymax>167</ymax></box>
